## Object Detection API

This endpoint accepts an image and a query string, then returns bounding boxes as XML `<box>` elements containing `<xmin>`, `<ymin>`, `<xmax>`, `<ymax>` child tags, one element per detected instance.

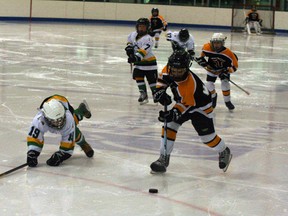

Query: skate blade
<box><xmin>139</xmin><ymin>99</ymin><xmax>149</xmax><ymax>105</ymax></box>
<box><xmin>150</xmin><ymin>170</ymin><xmax>166</xmax><ymax>174</ymax></box>
<box><xmin>222</xmin><ymin>154</ymin><xmax>233</xmax><ymax>172</ymax></box>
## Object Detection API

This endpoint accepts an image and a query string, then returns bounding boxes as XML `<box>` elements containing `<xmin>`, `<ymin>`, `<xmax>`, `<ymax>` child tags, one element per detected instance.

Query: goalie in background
<box><xmin>26</xmin><ymin>95</ymin><xmax>94</xmax><ymax>167</ymax></box>
<box><xmin>245</xmin><ymin>6</ymin><xmax>262</xmax><ymax>35</ymax></box>
<box><xmin>195</xmin><ymin>33</ymin><xmax>238</xmax><ymax>110</ymax></box>
<box><xmin>166</xmin><ymin>28</ymin><xmax>195</xmax><ymax>60</ymax></box>
<box><xmin>149</xmin><ymin>8</ymin><xmax>168</xmax><ymax>48</ymax></box>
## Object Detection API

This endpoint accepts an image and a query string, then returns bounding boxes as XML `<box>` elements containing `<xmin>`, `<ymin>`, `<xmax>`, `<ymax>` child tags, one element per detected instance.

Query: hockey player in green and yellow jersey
<box><xmin>26</xmin><ymin>95</ymin><xmax>94</xmax><ymax>167</ymax></box>
<box><xmin>125</xmin><ymin>18</ymin><xmax>158</xmax><ymax>105</ymax></box>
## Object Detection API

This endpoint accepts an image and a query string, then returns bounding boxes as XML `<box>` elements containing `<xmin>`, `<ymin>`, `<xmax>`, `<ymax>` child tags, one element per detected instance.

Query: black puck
<box><xmin>149</xmin><ymin>188</ymin><xmax>158</xmax><ymax>193</ymax></box>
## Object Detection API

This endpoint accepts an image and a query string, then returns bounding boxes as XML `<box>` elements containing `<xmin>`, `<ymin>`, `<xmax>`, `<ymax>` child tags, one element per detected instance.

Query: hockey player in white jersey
<box><xmin>166</xmin><ymin>28</ymin><xmax>195</xmax><ymax>59</ymax></box>
<box><xmin>125</xmin><ymin>18</ymin><xmax>158</xmax><ymax>105</ymax></box>
<box><xmin>26</xmin><ymin>94</ymin><xmax>94</xmax><ymax>167</ymax></box>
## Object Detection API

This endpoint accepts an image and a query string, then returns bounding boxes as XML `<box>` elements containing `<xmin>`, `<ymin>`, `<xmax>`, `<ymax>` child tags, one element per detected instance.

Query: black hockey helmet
<box><xmin>167</xmin><ymin>50</ymin><xmax>191</xmax><ymax>82</ymax></box>
<box><xmin>136</xmin><ymin>18</ymin><xmax>150</xmax><ymax>36</ymax></box>
<box><xmin>179</xmin><ymin>28</ymin><xmax>190</xmax><ymax>42</ymax></box>
<box><xmin>151</xmin><ymin>8</ymin><xmax>159</xmax><ymax>16</ymax></box>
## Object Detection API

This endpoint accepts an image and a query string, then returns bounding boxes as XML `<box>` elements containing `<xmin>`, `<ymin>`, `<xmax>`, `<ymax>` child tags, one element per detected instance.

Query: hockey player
<box><xmin>26</xmin><ymin>94</ymin><xmax>94</xmax><ymax>167</ymax></box>
<box><xmin>150</xmin><ymin>50</ymin><xmax>232</xmax><ymax>173</ymax></box>
<box><xmin>166</xmin><ymin>28</ymin><xmax>195</xmax><ymax>59</ymax></box>
<box><xmin>195</xmin><ymin>33</ymin><xmax>238</xmax><ymax>110</ymax></box>
<box><xmin>149</xmin><ymin>8</ymin><xmax>168</xmax><ymax>48</ymax></box>
<box><xmin>245</xmin><ymin>6</ymin><xmax>262</xmax><ymax>35</ymax></box>
<box><xmin>125</xmin><ymin>18</ymin><xmax>158</xmax><ymax>105</ymax></box>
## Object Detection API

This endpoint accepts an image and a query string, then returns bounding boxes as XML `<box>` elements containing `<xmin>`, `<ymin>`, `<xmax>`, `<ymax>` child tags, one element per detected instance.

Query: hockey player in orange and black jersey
<box><xmin>26</xmin><ymin>94</ymin><xmax>94</xmax><ymax>167</ymax></box>
<box><xmin>150</xmin><ymin>50</ymin><xmax>232</xmax><ymax>173</ymax></box>
<box><xmin>149</xmin><ymin>8</ymin><xmax>168</xmax><ymax>48</ymax></box>
<box><xmin>195</xmin><ymin>33</ymin><xmax>238</xmax><ymax>110</ymax></box>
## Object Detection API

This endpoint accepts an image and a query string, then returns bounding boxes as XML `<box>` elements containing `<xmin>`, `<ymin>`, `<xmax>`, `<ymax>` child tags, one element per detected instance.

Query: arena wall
<box><xmin>0</xmin><ymin>1</ymin><xmax>287</xmax><ymax>32</ymax></box>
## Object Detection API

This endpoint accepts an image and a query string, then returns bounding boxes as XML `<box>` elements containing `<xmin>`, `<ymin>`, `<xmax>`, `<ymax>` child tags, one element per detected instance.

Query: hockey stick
<box><xmin>194</xmin><ymin>58</ymin><xmax>250</xmax><ymax>95</ymax></box>
<box><xmin>229</xmin><ymin>79</ymin><xmax>250</xmax><ymax>95</ymax></box>
<box><xmin>0</xmin><ymin>163</ymin><xmax>28</xmax><ymax>178</ymax></box>
<box><xmin>163</xmin><ymin>100</ymin><xmax>168</xmax><ymax>158</ymax></box>
<box><xmin>130</xmin><ymin>63</ymin><xmax>133</xmax><ymax>74</ymax></box>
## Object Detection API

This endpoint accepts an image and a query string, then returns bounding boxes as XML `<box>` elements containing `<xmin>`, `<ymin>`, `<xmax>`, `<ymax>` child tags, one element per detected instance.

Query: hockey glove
<box><xmin>158</xmin><ymin>108</ymin><xmax>181</xmax><ymax>123</ymax></box>
<box><xmin>27</xmin><ymin>150</ymin><xmax>40</xmax><ymax>167</ymax></box>
<box><xmin>128</xmin><ymin>55</ymin><xmax>141</xmax><ymax>63</ymax></box>
<box><xmin>188</xmin><ymin>50</ymin><xmax>195</xmax><ymax>61</ymax></box>
<box><xmin>153</xmin><ymin>89</ymin><xmax>172</xmax><ymax>106</ymax></box>
<box><xmin>219</xmin><ymin>71</ymin><xmax>230</xmax><ymax>80</ymax></box>
<box><xmin>125</xmin><ymin>45</ymin><xmax>134</xmax><ymax>57</ymax></box>
<box><xmin>46</xmin><ymin>151</ymin><xmax>71</xmax><ymax>166</ymax></box>
<box><xmin>259</xmin><ymin>19</ymin><xmax>263</xmax><ymax>27</ymax></box>
<box><xmin>195</xmin><ymin>57</ymin><xmax>208</xmax><ymax>67</ymax></box>
<box><xmin>163</xmin><ymin>25</ymin><xmax>168</xmax><ymax>31</ymax></box>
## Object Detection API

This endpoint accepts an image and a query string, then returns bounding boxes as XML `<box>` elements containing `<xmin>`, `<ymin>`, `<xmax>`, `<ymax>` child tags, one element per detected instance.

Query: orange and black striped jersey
<box><xmin>200</xmin><ymin>43</ymin><xmax>238</xmax><ymax>73</ymax></box>
<box><xmin>158</xmin><ymin>66</ymin><xmax>213</xmax><ymax>115</ymax></box>
<box><xmin>150</xmin><ymin>15</ymin><xmax>167</xmax><ymax>31</ymax></box>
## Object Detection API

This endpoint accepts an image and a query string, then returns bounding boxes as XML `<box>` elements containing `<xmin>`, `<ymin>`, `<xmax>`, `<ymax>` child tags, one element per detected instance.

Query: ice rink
<box><xmin>0</xmin><ymin>21</ymin><xmax>288</xmax><ymax>216</ymax></box>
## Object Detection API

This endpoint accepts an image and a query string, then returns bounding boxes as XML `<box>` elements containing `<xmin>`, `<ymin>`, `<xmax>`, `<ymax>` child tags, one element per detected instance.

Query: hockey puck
<box><xmin>149</xmin><ymin>188</ymin><xmax>158</xmax><ymax>193</ymax></box>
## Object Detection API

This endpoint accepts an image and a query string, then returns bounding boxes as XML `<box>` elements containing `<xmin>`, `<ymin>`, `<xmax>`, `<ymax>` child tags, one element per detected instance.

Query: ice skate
<box><xmin>78</xmin><ymin>100</ymin><xmax>92</xmax><ymax>119</ymax></box>
<box><xmin>138</xmin><ymin>91</ymin><xmax>148</xmax><ymax>105</ymax></box>
<box><xmin>219</xmin><ymin>147</ymin><xmax>232</xmax><ymax>172</ymax></box>
<box><xmin>225</xmin><ymin>101</ymin><xmax>235</xmax><ymax>110</ymax></box>
<box><xmin>212</xmin><ymin>94</ymin><xmax>217</xmax><ymax>108</ymax></box>
<box><xmin>80</xmin><ymin>142</ymin><xmax>94</xmax><ymax>158</ymax></box>
<box><xmin>150</xmin><ymin>154</ymin><xmax>170</xmax><ymax>174</ymax></box>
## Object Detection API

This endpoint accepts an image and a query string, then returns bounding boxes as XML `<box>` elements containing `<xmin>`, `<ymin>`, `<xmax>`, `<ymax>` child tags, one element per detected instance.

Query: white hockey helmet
<box><xmin>210</xmin><ymin>33</ymin><xmax>227</xmax><ymax>51</ymax></box>
<box><xmin>42</xmin><ymin>99</ymin><xmax>66</xmax><ymax>129</ymax></box>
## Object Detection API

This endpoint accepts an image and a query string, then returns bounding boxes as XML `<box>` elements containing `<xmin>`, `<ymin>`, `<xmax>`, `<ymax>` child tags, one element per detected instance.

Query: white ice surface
<box><xmin>0</xmin><ymin>22</ymin><xmax>288</xmax><ymax>216</ymax></box>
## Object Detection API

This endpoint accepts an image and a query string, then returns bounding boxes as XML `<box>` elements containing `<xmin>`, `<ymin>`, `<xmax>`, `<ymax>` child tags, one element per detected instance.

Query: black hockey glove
<box><xmin>128</xmin><ymin>55</ymin><xmax>141</xmax><ymax>63</ymax></box>
<box><xmin>259</xmin><ymin>19</ymin><xmax>263</xmax><ymax>27</ymax></box>
<box><xmin>125</xmin><ymin>45</ymin><xmax>134</xmax><ymax>57</ymax></box>
<box><xmin>46</xmin><ymin>151</ymin><xmax>71</xmax><ymax>166</ymax></box>
<box><xmin>27</xmin><ymin>150</ymin><xmax>40</xmax><ymax>167</ymax></box>
<box><xmin>153</xmin><ymin>89</ymin><xmax>172</xmax><ymax>106</ymax></box>
<box><xmin>158</xmin><ymin>108</ymin><xmax>181</xmax><ymax>123</ymax></box>
<box><xmin>219</xmin><ymin>71</ymin><xmax>230</xmax><ymax>80</ymax></box>
<box><xmin>163</xmin><ymin>25</ymin><xmax>167</xmax><ymax>31</ymax></box>
<box><xmin>188</xmin><ymin>50</ymin><xmax>195</xmax><ymax>61</ymax></box>
<box><xmin>245</xmin><ymin>17</ymin><xmax>249</xmax><ymax>24</ymax></box>
<box><xmin>195</xmin><ymin>57</ymin><xmax>208</xmax><ymax>67</ymax></box>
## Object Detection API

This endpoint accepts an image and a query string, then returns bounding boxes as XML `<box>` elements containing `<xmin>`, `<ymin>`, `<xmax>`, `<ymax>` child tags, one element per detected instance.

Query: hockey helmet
<box><xmin>167</xmin><ymin>50</ymin><xmax>191</xmax><ymax>82</ymax></box>
<box><xmin>210</xmin><ymin>33</ymin><xmax>227</xmax><ymax>51</ymax></box>
<box><xmin>151</xmin><ymin>8</ymin><xmax>159</xmax><ymax>16</ymax></box>
<box><xmin>42</xmin><ymin>99</ymin><xmax>66</xmax><ymax>129</ymax></box>
<box><xmin>179</xmin><ymin>28</ymin><xmax>190</xmax><ymax>42</ymax></box>
<box><xmin>136</xmin><ymin>18</ymin><xmax>150</xmax><ymax>36</ymax></box>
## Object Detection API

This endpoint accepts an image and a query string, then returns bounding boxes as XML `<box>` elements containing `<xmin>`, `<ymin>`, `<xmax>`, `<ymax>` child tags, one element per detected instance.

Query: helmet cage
<box><xmin>136</xmin><ymin>18</ymin><xmax>150</xmax><ymax>36</ymax></box>
<box><xmin>210</xmin><ymin>33</ymin><xmax>227</xmax><ymax>51</ymax></box>
<box><xmin>44</xmin><ymin>115</ymin><xmax>66</xmax><ymax>129</ymax></box>
<box><xmin>151</xmin><ymin>8</ymin><xmax>159</xmax><ymax>16</ymax></box>
<box><xmin>167</xmin><ymin>51</ymin><xmax>191</xmax><ymax>82</ymax></box>
<box><xmin>42</xmin><ymin>99</ymin><xmax>66</xmax><ymax>129</ymax></box>
<box><xmin>179</xmin><ymin>29</ymin><xmax>189</xmax><ymax>42</ymax></box>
